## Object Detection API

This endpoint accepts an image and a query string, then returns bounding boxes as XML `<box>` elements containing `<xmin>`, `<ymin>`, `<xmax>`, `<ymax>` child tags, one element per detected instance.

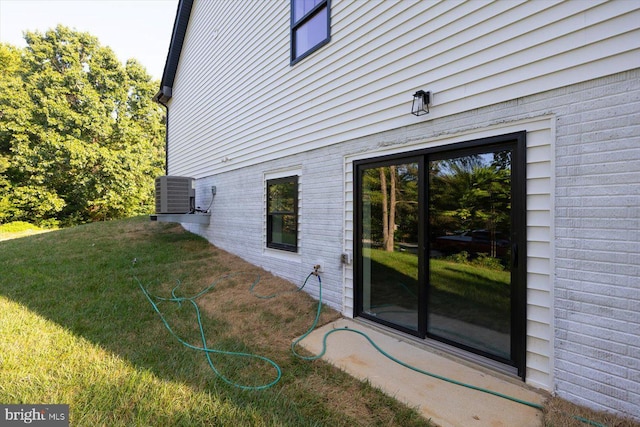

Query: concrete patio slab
<box><xmin>297</xmin><ymin>318</ymin><xmax>547</xmax><ymax>427</ymax></box>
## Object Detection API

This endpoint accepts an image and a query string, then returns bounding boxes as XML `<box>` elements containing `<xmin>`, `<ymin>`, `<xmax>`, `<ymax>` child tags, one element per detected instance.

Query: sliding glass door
<box><xmin>355</xmin><ymin>133</ymin><xmax>526</xmax><ymax>377</ymax></box>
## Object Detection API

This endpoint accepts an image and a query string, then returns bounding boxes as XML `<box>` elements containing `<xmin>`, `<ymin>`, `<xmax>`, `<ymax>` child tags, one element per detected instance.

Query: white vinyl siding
<box><xmin>523</xmin><ymin>124</ymin><xmax>555</xmax><ymax>389</ymax></box>
<box><xmin>167</xmin><ymin>0</ymin><xmax>639</xmax><ymax>179</ymax></box>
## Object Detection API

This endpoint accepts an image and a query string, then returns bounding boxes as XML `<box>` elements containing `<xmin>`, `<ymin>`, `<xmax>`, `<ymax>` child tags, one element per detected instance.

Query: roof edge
<box><xmin>156</xmin><ymin>0</ymin><xmax>194</xmax><ymax>103</ymax></box>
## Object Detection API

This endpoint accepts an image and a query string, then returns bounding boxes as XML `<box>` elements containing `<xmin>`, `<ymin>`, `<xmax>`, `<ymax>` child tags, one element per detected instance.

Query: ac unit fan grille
<box><xmin>155</xmin><ymin>176</ymin><xmax>195</xmax><ymax>214</ymax></box>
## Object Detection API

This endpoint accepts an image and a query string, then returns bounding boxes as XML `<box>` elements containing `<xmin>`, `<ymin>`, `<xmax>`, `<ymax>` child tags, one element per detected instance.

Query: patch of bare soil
<box><xmin>196</xmin><ymin>248</ymin><xmax>340</xmax><ymax>350</ymax></box>
<box><xmin>182</xmin><ymin>248</ymin><xmax>400</xmax><ymax>423</ymax></box>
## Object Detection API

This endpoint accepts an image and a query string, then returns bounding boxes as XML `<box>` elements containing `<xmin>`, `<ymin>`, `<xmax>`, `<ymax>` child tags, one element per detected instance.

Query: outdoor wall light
<box><xmin>411</xmin><ymin>90</ymin><xmax>430</xmax><ymax>116</ymax></box>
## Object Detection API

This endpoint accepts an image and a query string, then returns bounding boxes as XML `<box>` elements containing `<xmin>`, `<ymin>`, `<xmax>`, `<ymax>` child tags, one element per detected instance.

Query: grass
<box><xmin>428</xmin><ymin>258</ymin><xmax>510</xmax><ymax>332</ymax></box>
<box><xmin>543</xmin><ymin>397</ymin><xmax>640</xmax><ymax>427</ymax></box>
<box><xmin>0</xmin><ymin>217</ymin><xmax>430</xmax><ymax>426</ymax></box>
<box><xmin>2</xmin><ymin>218</ymin><xmax>638</xmax><ymax>427</ymax></box>
<box><xmin>364</xmin><ymin>247</ymin><xmax>418</xmax><ymax>310</ymax></box>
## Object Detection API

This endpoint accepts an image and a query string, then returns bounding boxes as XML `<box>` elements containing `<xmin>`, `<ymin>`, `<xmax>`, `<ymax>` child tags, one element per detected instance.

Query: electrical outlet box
<box><xmin>211</xmin><ymin>186</ymin><xmax>217</xmax><ymax>195</ymax></box>
<box><xmin>341</xmin><ymin>252</ymin><xmax>352</xmax><ymax>265</ymax></box>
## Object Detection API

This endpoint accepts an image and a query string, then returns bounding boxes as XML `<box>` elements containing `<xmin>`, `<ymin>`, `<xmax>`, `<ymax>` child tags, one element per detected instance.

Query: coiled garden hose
<box><xmin>135</xmin><ymin>272</ymin><xmax>282</xmax><ymax>390</ymax></box>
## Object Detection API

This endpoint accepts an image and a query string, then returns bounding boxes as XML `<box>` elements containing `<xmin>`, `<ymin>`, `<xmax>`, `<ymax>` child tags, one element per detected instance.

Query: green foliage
<box><xmin>472</xmin><ymin>252</ymin><xmax>505</xmax><ymax>270</ymax></box>
<box><xmin>0</xmin><ymin>220</ymin><xmax>42</xmax><ymax>233</ymax></box>
<box><xmin>362</xmin><ymin>163</ymin><xmax>419</xmax><ymax>245</ymax></box>
<box><xmin>0</xmin><ymin>26</ymin><xmax>165</xmax><ymax>226</ymax></box>
<box><xmin>446</xmin><ymin>250</ymin><xmax>471</xmax><ymax>264</ymax></box>
<box><xmin>429</xmin><ymin>155</ymin><xmax>512</xmax><ymax>239</ymax></box>
<box><xmin>445</xmin><ymin>251</ymin><xmax>505</xmax><ymax>271</ymax></box>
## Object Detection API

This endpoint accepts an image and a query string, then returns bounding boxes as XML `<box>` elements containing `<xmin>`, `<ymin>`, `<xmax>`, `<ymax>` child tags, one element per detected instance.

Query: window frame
<box><xmin>290</xmin><ymin>0</ymin><xmax>331</xmax><ymax>65</ymax></box>
<box><xmin>266</xmin><ymin>175</ymin><xmax>299</xmax><ymax>252</ymax></box>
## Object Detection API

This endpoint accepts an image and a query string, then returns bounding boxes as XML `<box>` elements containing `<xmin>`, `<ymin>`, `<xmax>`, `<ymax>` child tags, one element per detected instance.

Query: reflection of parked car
<box><xmin>434</xmin><ymin>229</ymin><xmax>509</xmax><ymax>256</ymax></box>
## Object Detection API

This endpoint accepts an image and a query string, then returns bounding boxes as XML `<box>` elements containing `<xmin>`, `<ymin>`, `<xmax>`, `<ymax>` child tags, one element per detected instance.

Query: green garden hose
<box><xmin>291</xmin><ymin>274</ymin><xmax>605</xmax><ymax>427</ymax></box>
<box><xmin>136</xmin><ymin>272</ymin><xmax>282</xmax><ymax>391</ymax></box>
<box><xmin>291</xmin><ymin>274</ymin><xmax>546</xmax><ymax>410</ymax></box>
<box><xmin>136</xmin><ymin>265</ymin><xmax>605</xmax><ymax>426</ymax></box>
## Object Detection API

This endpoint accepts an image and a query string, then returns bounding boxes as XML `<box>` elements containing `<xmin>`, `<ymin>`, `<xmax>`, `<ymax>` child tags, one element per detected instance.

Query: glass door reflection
<box><xmin>361</xmin><ymin>162</ymin><xmax>420</xmax><ymax>332</ymax></box>
<box><xmin>428</xmin><ymin>150</ymin><xmax>513</xmax><ymax>360</ymax></box>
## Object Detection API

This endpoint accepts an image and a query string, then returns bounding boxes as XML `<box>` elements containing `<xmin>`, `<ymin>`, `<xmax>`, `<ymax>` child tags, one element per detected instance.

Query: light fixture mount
<box><xmin>411</xmin><ymin>90</ymin><xmax>430</xmax><ymax>116</ymax></box>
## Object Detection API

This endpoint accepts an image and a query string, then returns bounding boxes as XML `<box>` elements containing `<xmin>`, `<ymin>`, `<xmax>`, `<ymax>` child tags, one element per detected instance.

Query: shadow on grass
<box><xmin>0</xmin><ymin>217</ymin><xmax>429</xmax><ymax>426</ymax></box>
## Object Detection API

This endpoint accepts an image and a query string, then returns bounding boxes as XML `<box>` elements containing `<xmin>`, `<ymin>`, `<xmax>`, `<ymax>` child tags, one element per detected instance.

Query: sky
<box><xmin>0</xmin><ymin>0</ymin><xmax>179</xmax><ymax>80</ymax></box>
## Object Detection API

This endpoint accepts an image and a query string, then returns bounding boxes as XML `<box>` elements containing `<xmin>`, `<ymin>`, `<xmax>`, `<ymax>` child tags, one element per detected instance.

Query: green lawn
<box><xmin>1</xmin><ymin>218</ymin><xmax>631</xmax><ymax>427</ymax></box>
<box><xmin>0</xmin><ymin>217</ymin><xmax>429</xmax><ymax>426</ymax></box>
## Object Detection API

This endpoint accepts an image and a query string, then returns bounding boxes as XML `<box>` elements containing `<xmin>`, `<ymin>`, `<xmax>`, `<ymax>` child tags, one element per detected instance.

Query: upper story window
<box><xmin>267</xmin><ymin>176</ymin><xmax>298</xmax><ymax>252</ymax></box>
<box><xmin>291</xmin><ymin>0</ymin><xmax>331</xmax><ymax>65</ymax></box>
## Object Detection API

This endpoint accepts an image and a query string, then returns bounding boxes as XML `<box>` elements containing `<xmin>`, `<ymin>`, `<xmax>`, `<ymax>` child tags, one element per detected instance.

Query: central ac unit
<box><xmin>155</xmin><ymin>176</ymin><xmax>195</xmax><ymax>214</ymax></box>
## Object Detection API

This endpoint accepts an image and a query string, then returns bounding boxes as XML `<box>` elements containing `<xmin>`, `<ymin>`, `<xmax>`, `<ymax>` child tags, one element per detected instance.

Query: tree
<box><xmin>0</xmin><ymin>26</ymin><xmax>165</xmax><ymax>226</ymax></box>
<box><xmin>379</xmin><ymin>167</ymin><xmax>396</xmax><ymax>251</ymax></box>
<box><xmin>0</xmin><ymin>44</ymin><xmax>22</xmax><ymax>222</ymax></box>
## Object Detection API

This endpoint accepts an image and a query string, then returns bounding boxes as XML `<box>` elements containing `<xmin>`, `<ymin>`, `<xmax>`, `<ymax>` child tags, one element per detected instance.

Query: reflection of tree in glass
<box><xmin>430</xmin><ymin>151</ymin><xmax>511</xmax><ymax>259</ymax></box>
<box><xmin>268</xmin><ymin>183</ymin><xmax>295</xmax><ymax>212</ymax></box>
<box><xmin>362</xmin><ymin>163</ymin><xmax>419</xmax><ymax>251</ymax></box>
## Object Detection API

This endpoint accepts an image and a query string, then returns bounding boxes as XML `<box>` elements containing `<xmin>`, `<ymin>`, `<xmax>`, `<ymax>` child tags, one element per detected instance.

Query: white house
<box><xmin>154</xmin><ymin>0</ymin><xmax>640</xmax><ymax>421</ymax></box>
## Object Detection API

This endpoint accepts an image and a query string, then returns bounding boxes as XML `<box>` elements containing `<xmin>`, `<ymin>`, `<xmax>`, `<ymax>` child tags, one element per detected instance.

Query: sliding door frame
<box><xmin>354</xmin><ymin>131</ymin><xmax>527</xmax><ymax>379</ymax></box>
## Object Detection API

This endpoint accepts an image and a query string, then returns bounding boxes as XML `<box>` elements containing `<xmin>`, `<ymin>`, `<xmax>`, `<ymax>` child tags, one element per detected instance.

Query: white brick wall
<box><xmin>553</xmin><ymin>69</ymin><xmax>640</xmax><ymax>419</ymax></box>
<box><xmin>183</xmin><ymin>152</ymin><xmax>347</xmax><ymax>311</ymax></box>
<box><xmin>179</xmin><ymin>68</ymin><xmax>639</xmax><ymax>420</ymax></box>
